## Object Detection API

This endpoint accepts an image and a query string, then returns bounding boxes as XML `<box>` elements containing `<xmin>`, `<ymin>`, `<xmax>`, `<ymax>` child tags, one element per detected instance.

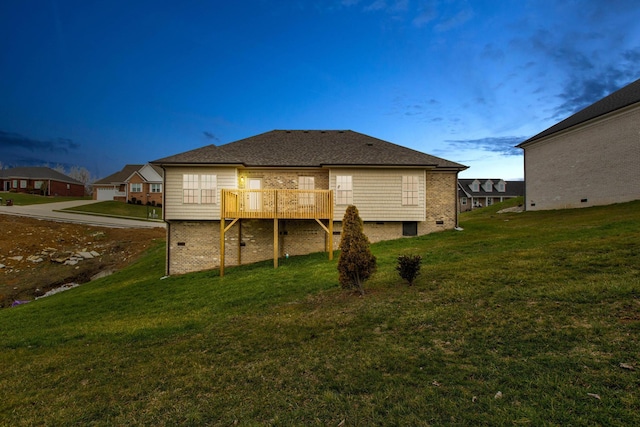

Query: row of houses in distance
<box><xmin>0</xmin><ymin>167</ymin><xmax>85</xmax><ymax>197</ymax></box>
<box><xmin>1</xmin><ymin>77</ymin><xmax>637</xmax><ymax>277</ymax></box>
<box><xmin>458</xmin><ymin>179</ymin><xmax>524</xmax><ymax>211</ymax></box>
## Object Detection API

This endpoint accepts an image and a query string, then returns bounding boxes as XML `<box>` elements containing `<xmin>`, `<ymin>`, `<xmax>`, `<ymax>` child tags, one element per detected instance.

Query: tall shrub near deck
<box><xmin>338</xmin><ymin>205</ymin><xmax>377</xmax><ymax>295</ymax></box>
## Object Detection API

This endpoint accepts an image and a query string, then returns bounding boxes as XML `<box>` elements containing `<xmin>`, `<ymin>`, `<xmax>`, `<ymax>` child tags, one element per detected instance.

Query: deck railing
<box><xmin>221</xmin><ymin>189</ymin><xmax>333</xmax><ymax>219</ymax></box>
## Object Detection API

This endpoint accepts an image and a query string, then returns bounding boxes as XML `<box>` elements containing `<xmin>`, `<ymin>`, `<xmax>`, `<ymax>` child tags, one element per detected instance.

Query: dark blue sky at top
<box><xmin>1</xmin><ymin>0</ymin><xmax>639</xmax><ymax>180</ymax></box>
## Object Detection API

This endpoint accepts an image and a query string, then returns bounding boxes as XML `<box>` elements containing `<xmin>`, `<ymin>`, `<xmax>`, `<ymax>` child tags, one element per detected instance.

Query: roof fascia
<box><xmin>518</xmin><ymin>101</ymin><xmax>640</xmax><ymax>148</ymax></box>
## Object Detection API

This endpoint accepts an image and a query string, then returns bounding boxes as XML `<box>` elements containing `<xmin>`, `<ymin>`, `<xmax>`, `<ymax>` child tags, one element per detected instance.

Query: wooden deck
<box><xmin>219</xmin><ymin>189</ymin><xmax>334</xmax><ymax>276</ymax></box>
<box><xmin>221</xmin><ymin>189</ymin><xmax>333</xmax><ymax>220</ymax></box>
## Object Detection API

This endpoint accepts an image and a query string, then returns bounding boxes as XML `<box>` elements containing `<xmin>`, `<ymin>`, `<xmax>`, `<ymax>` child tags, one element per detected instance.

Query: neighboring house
<box><xmin>458</xmin><ymin>179</ymin><xmax>524</xmax><ymax>212</ymax></box>
<box><xmin>0</xmin><ymin>167</ymin><xmax>85</xmax><ymax>197</ymax></box>
<box><xmin>517</xmin><ymin>77</ymin><xmax>640</xmax><ymax>211</ymax></box>
<box><xmin>152</xmin><ymin>130</ymin><xmax>467</xmax><ymax>275</ymax></box>
<box><xmin>93</xmin><ymin>164</ymin><xmax>164</xmax><ymax>205</ymax></box>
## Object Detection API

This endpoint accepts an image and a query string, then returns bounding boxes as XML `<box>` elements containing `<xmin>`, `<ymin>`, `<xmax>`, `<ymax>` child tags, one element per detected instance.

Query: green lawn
<box><xmin>62</xmin><ymin>200</ymin><xmax>163</xmax><ymax>220</ymax></box>
<box><xmin>0</xmin><ymin>191</ymin><xmax>89</xmax><ymax>205</ymax></box>
<box><xmin>1</xmin><ymin>198</ymin><xmax>638</xmax><ymax>426</ymax></box>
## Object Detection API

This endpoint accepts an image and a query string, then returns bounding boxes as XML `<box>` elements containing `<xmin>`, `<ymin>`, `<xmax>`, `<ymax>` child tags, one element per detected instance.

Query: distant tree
<box><xmin>337</xmin><ymin>205</ymin><xmax>377</xmax><ymax>296</ymax></box>
<box><xmin>50</xmin><ymin>164</ymin><xmax>95</xmax><ymax>196</ymax></box>
<box><xmin>68</xmin><ymin>166</ymin><xmax>94</xmax><ymax>195</ymax></box>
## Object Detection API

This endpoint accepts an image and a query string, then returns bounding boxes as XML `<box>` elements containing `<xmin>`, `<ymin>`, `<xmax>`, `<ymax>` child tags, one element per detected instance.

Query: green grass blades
<box><xmin>62</xmin><ymin>200</ymin><xmax>163</xmax><ymax>220</ymax></box>
<box><xmin>0</xmin><ymin>191</ymin><xmax>89</xmax><ymax>205</ymax></box>
<box><xmin>1</xmin><ymin>199</ymin><xmax>639</xmax><ymax>425</ymax></box>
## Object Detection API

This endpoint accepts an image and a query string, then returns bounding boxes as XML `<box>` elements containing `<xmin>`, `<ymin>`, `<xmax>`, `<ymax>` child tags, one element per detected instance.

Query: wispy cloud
<box><xmin>507</xmin><ymin>4</ymin><xmax>640</xmax><ymax>120</ymax></box>
<box><xmin>552</xmin><ymin>56</ymin><xmax>639</xmax><ymax>119</ymax></box>
<box><xmin>445</xmin><ymin>136</ymin><xmax>525</xmax><ymax>156</ymax></box>
<box><xmin>364</xmin><ymin>0</ymin><xmax>387</xmax><ymax>12</ymax></box>
<box><xmin>0</xmin><ymin>131</ymin><xmax>80</xmax><ymax>154</ymax></box>
<box><xmin>340</xmin><ymin>0</ymin><xmax>473</xmax><ymax>30</ymax></box>
<box><xmin>434</xmin><ymin>7</ymin><xmax>473</xmax><ymax>32</ymax></box>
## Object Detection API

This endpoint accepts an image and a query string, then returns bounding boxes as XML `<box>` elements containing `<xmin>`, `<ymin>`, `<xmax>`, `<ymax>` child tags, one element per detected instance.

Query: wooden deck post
<box><xmin>220</xmin><ymin>192</ymin><xmax>226</xmax><ymax>277</ymax></box>
<box><xmin>274</xmin><ymin>218</ymin><xmax>279</xmax><ymax>269</ymax></box>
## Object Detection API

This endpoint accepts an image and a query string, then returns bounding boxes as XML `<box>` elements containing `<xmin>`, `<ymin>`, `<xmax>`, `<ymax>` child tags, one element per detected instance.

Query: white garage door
<box><xmin>96</xmin><ymin>187</ymin><xmax>117</xmax><ymax>201</ymax></box>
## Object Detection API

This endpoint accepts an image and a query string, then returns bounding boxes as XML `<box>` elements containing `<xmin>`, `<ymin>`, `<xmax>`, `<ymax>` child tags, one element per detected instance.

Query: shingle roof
<box><xmin>0</xmin><ymin>167</ymin><xmax>83</xmax><ymax>185</ymax></box>
<box><xmin>152</xmin><ymin>130</ymin><xmax>467</xmax><ymax>170</ymax></box>
<box><xmin>458</xmin><ymin>179</ymin><xmax>524</xmax><ymax>197</ymax></box>
<box><xmin>94</xmin><ymin>164</ymin><xmax>144</xmax><ymax>185</ymax></box>
<box><xmin>518</xmin><ymin>77</ymin><xmax>640</xmax><ymax>146</ymax></box>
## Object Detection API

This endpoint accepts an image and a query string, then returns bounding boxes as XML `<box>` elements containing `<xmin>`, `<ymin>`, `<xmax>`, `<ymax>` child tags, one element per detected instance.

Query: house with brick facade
<box><xmin>458</xmin><ymin>179</ymin><xmax>524</xmax><ymax>212</ymax></box>
<box><xmin>93</xmin><ymin>163</ymin><xmax>163</xmax><ymax>205</ymax></box>
<box><xmin>517</xmin><ymin>77</ymin><xmax>640</xmax><ymax>211</ymax></box>
<box><xmin>152</xmin><ymin>130</ymin><xmax>467</xmax><ymax>275</ymax></box>
<box><xmin>0</xmin><ymin>166</ymin><xmax>85</xmax><ymax>196</ymax></box>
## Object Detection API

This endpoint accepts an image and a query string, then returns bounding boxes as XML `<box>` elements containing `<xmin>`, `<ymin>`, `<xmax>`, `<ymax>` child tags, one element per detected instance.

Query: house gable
<box><xmin>517</xmin><ymin>77</ymin><xmax>640</xmax><ymax>210</ymax></box>
<box><xmin>138</xmin><ymin>164</ymin><xmax>163</xmax><ymax>183</ymax></box>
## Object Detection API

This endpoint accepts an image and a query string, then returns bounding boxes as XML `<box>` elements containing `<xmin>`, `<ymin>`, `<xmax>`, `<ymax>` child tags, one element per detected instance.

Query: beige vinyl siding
<box><xmin>164</xmin><ymin>166</ymin><xmax>237</xmax><ymax>220</ymax></box>
<box><xmin>330</xmin><ymin>168</ymin><xmax>426</xmax><ymax>221</ymax></box>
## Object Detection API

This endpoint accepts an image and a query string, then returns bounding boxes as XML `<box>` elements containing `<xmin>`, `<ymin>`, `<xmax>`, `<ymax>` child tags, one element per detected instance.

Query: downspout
<box><xmin>455</xmin><ymin>171</ymin><xmax>460</xmax><ymax>228</ymax></box>
<box><xmin>161</xmin><ymin>166</ymin><xmax>170</xmax><ymax>276</ymax></box>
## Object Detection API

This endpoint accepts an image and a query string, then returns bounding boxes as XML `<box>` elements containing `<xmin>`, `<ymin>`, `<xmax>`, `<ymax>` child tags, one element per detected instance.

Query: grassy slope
<box><xmin>1</xmin><ymin>199</ymin><xmax>638</xmax><ymax>426</ymax></box>
<box><xmin>0</xmin><ymin>192</ymin><xmax>89</xmax><ymax>205</ymax></box>
<box><xmin>62</xmin><ymin>200</ymin><xmax>164</xmax><ymax>220</ymax></box>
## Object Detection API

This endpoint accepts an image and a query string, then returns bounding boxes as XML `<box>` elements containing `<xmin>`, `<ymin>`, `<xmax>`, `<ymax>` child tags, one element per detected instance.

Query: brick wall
<box><xmin>238</xmin><ymin>169</ymin><xmax>330</xmax><ymax>190</ymax></box>
<box><xmin>127</xmin><ymin>174</ymin><xmax>163</xmax><ymax>205</ymax></box>
<box><xmin>49</xmin><ymin>180</ymin><xmax>85</xmax><ymax>197</ymax></box>
<box><xmin>524</xmin><ymin>106</ymin><xmax>640</xmax><ymax>210</ymax></box>
<box><xmin>423</xmin><ymin>171</ymin><xmax>458</xmax><ymax>233</ymax></box>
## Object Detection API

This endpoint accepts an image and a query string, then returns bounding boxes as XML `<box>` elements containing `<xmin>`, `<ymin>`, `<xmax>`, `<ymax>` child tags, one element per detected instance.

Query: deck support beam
<box><xmin>219</xmin><ymin>189</ymin><xmax>334</xmax><ymax>275</ymax></box>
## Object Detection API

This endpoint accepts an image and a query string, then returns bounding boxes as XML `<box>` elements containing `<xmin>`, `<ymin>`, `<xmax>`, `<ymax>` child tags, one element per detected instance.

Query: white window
<box><xmin>402</xmin><ymin>176</ymin><xmax>419</xmax><ymax>206</ymax></box>
<box><xmin>461</xmin><ymin>197</ymin><xmax>467</xmax><ymax>205</ymax></box>
<box><xmin>483</xmin><ymin>180</ymin><xmax>493</xmax><ymax>192</ymax></box>
<box><xmin>299</xmin><ymin>176</ymin><xmax>315</xmax><ymax>205</ymax></box>
<box><xmin>183</xmin><ymin>174</ymin><xmax>199</xmax><ymax>204</ymax></box>
<box><xmin>336</xmin><ymin>175</ymin><xmax>352</xmax><ymax>205</ymax></box>
<box><xmin>150</xmin><ymin>183</ymin><xmax>162</xmax><ymax>193</ymax></box>
<box><xmin>12</xmin><ymin>180</ymin><xmax>18</xmax><ymax>189</ymax></box>
<box><xmin>496</xmin><ymin>181</ymin><xmax>505</xmax><ymax>192</ymax></box>
<box><xmin>200</xmin><ymin>174</ymin><xmax>217</xmax><ymax>204</ymax></box>
<box><xmin>130</xmin><ymin>183</ymin><xmax>142</xmax><ymax>193</ymax></box>
<box><xmin>470</xmin><ymin>180</ymin><xmax>480</xmax><ymax>192</ymax></box>
<box><xmin>183</xmin><ymin>174</ymin><xmax>217</xmax><ymax>204</ymax></box>
<box><xmin>20</xmin><ymin>180</ymin><xmax>27</xmax><ymax>189</ymax></box>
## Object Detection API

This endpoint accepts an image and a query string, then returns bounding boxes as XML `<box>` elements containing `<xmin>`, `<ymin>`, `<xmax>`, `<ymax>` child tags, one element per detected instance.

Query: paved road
<box><xmin>0</xmin><ymin>200</ymin><xmax>166</xmax><ymax>229</ymax></box>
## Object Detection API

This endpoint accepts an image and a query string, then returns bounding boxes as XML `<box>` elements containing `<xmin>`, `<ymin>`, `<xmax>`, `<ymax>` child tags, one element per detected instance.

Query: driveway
<box><xmin>0</xmin><ymin>200</ymin><xmax>165</xmax><ymax>229</ymax></box>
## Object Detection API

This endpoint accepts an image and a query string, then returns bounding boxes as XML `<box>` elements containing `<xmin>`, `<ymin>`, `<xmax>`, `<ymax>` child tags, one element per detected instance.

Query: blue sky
<box><xmin>1</xmin><ymin>0</ymin><xmax>639</xmax><ymax>180</ymax></box>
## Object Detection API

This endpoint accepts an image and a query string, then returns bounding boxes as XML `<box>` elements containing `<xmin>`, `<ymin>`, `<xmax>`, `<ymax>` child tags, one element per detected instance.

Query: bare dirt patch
<box><xmin>0</xmin><ymin>215</ymin><xmax>165</xmax><ymax>308</ymax></box>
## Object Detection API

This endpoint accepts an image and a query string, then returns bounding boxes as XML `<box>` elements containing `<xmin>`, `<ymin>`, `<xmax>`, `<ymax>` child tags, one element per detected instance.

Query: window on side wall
<box><xmin>130</xmin><ymin>183</ymin><xmax>142</xmax><ymax>193</ymax></box>
<box><xmin>461</xmin><ymin>197</ymin><xmax>467</xmax><ymax>205</ymax></box>
<box><xmin>402</xmin><ymin>176</ymin><xmax>418</xmax><ymax>205</ymax></box>
<box><xmin>20</xmin><ymin>180</ymin><xmax>27</xmax><ymax>189</ymax></box>
<box><xmin>150</xmin><ymin>183</ymin><xmax>162</xmax><ymax>193</ymax></box>
<box><xmin>183</xmin><ymin>174</ymin><xmax>199</xmax><ymax>204</ymax></box>
<box><xmin>336</xmin><ymin>175</ymin><xmax>352</xmax><ymax>205</ymax></box>
<box><xmin>299</xmin><ymin>176</ymin><xmax>315</xmax><ymax>205</ymax></box>
<box><xmin>200</xmin><ymin>174</ymin><xmax>217</xmax><ymax>204</ymax></box>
